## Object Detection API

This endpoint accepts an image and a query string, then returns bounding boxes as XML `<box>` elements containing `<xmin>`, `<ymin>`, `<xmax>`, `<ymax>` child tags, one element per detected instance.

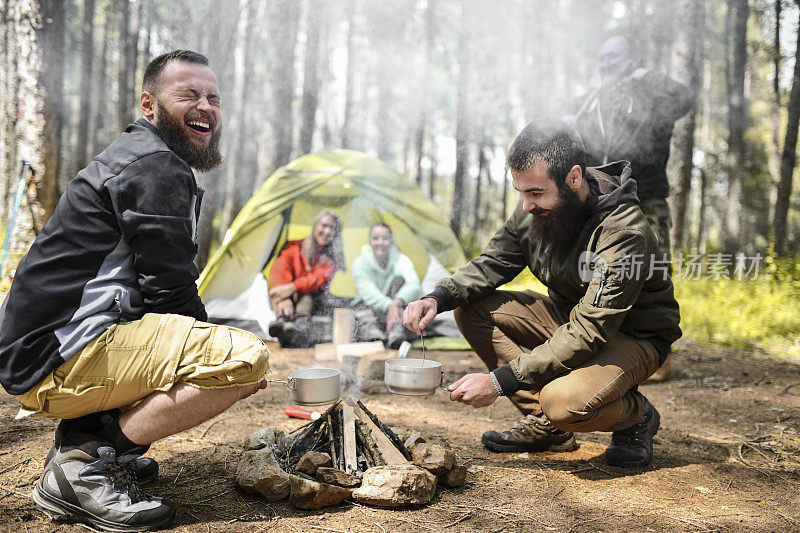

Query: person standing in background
<box><xmin>565</xmin><ymin>35</ymin><xmax>692</xmax><ymax>382</ymax></box>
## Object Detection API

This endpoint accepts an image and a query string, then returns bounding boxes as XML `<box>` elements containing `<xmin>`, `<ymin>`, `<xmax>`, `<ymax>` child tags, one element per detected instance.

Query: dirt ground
<box><xmin>2</xmin><ymin>339</ymin><xmax>800</xmax><ymax>532</ymax></box>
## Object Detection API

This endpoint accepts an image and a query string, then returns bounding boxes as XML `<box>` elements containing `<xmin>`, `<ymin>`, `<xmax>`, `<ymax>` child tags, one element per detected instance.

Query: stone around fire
<box><xmin>352</xmin><ymin>464</ymin><xmax>437</xmax><ymax>507</ymax></box>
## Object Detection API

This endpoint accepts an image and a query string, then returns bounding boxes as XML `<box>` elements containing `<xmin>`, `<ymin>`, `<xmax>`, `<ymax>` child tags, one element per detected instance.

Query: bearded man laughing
<box><xmin>0</xmin><ymin>50</ymin><xmax>270</xmax><ymax>531</ymax></box>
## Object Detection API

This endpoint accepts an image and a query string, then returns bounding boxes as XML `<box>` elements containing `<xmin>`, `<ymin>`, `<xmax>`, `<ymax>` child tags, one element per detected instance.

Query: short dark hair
<box><xmin>370</xmin><ymin>222</ymin><xmax>392</xmax><ymax>236</ymax></box>
<box><xmin>506</xmin><ymin>120</ymin><xmax>586</xmax><ymax>187</ymax></box>
<box><xmin>142</xmin><ymin>50</ymin><xmax>209</xmax><ymax>95</ymax></box>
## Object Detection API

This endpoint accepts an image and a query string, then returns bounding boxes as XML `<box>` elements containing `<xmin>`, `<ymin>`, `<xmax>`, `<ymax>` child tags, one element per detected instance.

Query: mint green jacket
<box><xmin>352</xmin><ymin>244</ymin><xmax>421</xmax><ymax>312</ymax></box>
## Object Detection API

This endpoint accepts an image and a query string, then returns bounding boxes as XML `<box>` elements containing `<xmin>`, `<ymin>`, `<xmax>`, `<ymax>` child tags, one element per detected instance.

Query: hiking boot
<box><xmin>268</xmin><ymin>315</ymin><xmax>295</xmax><ymax>338</ymax></box>
<box><xmin>32</xmin><ymin>433</ymin><xmax>174</xmax><ymax>532</ymax></box>
<box><xmin>481</xmin><ymin>413</ymin><xmax>579</xmax><ymax>453</ymax></box>
<box><xmin>46</xmin><ymin>419</ymin><xmax>159</xmax><ymax>486</ymax></box>
<box><xmin>605</xmin><ymin>393</ymin><xmax>661</xmax><ymax>468</ymax></box>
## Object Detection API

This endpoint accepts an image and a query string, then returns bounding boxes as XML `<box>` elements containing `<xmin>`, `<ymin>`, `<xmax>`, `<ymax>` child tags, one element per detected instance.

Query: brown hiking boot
<box><xmin>481</xmin><ymin>413</ymin><xmax>579</xmax><ymax>453</ymax></box>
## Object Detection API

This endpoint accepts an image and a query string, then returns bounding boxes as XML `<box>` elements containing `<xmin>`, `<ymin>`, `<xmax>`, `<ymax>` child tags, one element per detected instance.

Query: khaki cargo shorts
<box><xmin>16</xmin><ymin>313</ymin><xmax>270</xmax><ymax>420</ymax></box>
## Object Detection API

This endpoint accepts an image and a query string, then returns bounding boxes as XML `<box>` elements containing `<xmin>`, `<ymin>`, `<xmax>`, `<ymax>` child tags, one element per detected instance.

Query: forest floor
<box><xmin>2</xmin><ymin>339</ymin><xmax>800</xmax><ymax>532</ymax></box>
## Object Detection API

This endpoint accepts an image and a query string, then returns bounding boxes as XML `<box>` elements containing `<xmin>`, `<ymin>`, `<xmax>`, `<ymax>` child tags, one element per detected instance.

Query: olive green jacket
<box><xmin>429</xmin><ymin>162</ymin><xmax>681</xmax><ymax>393</ymax></box>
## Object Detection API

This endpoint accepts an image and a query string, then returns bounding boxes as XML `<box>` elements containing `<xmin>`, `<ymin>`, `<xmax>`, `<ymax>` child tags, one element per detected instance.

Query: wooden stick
<box><xmin>355</xmin><ymin>419</ymin><xmax>386</xmax><ymax>466</ymax></box>
<box><xmin>326</xmin><ymin>413</ymin><xmax>338</xmax><ymax>468</ymax></box>
<box><xmin>342</xmin><ymin>404</ymin><xmax>358</xmax><ymax>476</ymax></box>
<box><xmin>354</xmin><ymin>419</ymin><xmax>375</xmax><ymax>468</ymax></box>
<box><xmin>336</xmin><ymin>406</ymin><xmax>346</xmax><ymax>471</ymax></box>
<box><xmin>356</xmin><ymin>399</ymin><xmax>411</xmax><ymax>460</ymax></box>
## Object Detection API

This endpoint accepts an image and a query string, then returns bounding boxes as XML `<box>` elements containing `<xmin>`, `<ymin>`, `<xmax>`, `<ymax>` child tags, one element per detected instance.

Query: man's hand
<box><xmin>447</xmin><ymin>373</ymin><xmax>499</xmax><ymax>408</ymax></box>
<box><xmin>386</xmin><ymin>299</ymin><xmax>403</xmax><ymax>333</ymax></box>
<box><xmin>240</xmin><ymin>377</ymin><xmax>268</xmax><ymax>400</ymax></box>
<box><xmin>403</xmin><ymin>297</ymin><xmax>438</xmax><ymax>335</ymax></box>
<box><xmin>269</xmin><ymin>283</ymin><xmax>296</xmax><ymax>301</ymax></box>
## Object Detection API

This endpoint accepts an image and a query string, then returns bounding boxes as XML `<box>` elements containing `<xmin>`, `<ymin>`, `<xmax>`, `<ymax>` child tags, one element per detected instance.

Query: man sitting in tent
<box><xmin>267</xmin><ymin>210</ymin><xmax>346</xmax><ymax>348</ymax></box>
<box><xmin>351</xmin><ymin>223</ymin><xmax>421</xmax><ymax>348</ymax></box>
<box><xmin>403</xmin><ymin>121</ymin><xmax>681</xmax><ymax>468</ymax></box>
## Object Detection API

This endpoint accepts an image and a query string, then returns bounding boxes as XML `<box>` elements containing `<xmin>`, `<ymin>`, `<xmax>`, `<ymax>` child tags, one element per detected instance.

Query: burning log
<box><xmin>326</xmin><ymin>412</ymin><xmax>338</xmax><ymax>468</ymax></box>
<box><xmin>355</xmin><ymin>418</ymin><xmax>386</xmax><ymax>467</ymax></box>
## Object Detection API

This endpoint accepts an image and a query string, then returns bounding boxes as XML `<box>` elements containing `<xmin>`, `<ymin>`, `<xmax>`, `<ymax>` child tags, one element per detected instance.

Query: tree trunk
<box><xmin>126</xmin><ymin>0</ymin><xmax>141</xmax><ymax>119</ymax></box>
<box><xmin>450</xmin><ymin>2</ymin><xmax>471</xmax><ymax>239</ymax></box>
<box><xmin>724</xmin><ymin>0</ymin><xmax>748</xmax><ymax>255</ymax></box>
<box><xmin>774</xmin><ymin>4</ymin><xmax>800</xmax><ymax>255</ymax></box>
<box><xmin>697</xmin><ymin>168</ymin><xmax>708</xmax><ymax>257</ymax></box>
<box><xmin>0</xmin><ymin>0</ymin><xmax>20</xmax><ymax>219</ymax></box>
<box><xmin>138</xmin><ymin>0</ymin><xmax>151</xmax><ymax>89</ymax></box>
<box><xmin>92</xmin><ymin>6</ymin><xmax>111</xmax><ymax>157</ymax></box>
<box><xmin>299</xmin><ymin>0</ymin><xmax>324</xmax><ymax>155</ymax></box>
<box><xmin>668</xmin><ymin>0</ymin><xmax>704</xmax><ymax>254</ymax></box>
<box><xmin>473</xmin><ymin>143</ymin><xmax>486</xmax><ymax>235</ymax></box>
<box><xmin>219</xmin><ymin>0</ymin><xmax>252</xmax><ymax>239</ymax></box>
<box><xmin>428</xmin><ymin>133</ymin><xmax>437</xmax><ymax>200</ymax></box>
<box><xmin>412</xmin><ymin>0</ymin><xmax>435</xmax><ymax>186</ymax></box>
<box><xmin>698</xmin><ymin>56</ymin><xmax>713</xmax><ymax>255</ymax></box>
<box><xmin>116</xmin><ymin>0</ymin><xmax>130</xmax><ymax>133</ymax></box>
<box><xmin>75</xmin><ymin>0</ymin><xmax>95</xmax><ymax>175</ymax></box>
<box><xmin>502</xmin><ymin>167</ymin><xmax>509</xmax><ymax>222</ymax></box>
<box><xmin>767</xmin><ymin>0</ymin><xmax>782</xmax><ymax>225</ymax></box>
<box><xmin>36</xmin><ymin>0</ymin><xmax>66</xmax><ymax>222</ymax></box>
<box><xmin>341</xmin><ymin>0</ymin><xmax>356</xmax><ymax>149</ymax></box>
<box><xmin>257</xmin><ymin>0</ymin><xmax>299</xmax><ymax>188</ymax></box>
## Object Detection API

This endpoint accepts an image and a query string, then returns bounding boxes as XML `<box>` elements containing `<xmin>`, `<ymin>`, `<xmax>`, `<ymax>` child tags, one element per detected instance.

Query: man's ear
<box><xmin>567</xmin><ymin>164</ymin><xmax>583</xmax><ymax>191</ymax></box>
<box><xmin>141</xmin><ymin>91</ymin><xmax>156</xmax><ymax>121</ymax></box>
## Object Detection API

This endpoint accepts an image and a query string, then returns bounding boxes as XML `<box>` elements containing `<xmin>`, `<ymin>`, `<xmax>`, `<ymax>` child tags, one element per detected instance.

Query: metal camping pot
<box><xmin>267</xmin><ymin>367</ymin><xmax>341</xmax><ymax>406</ymax></box>
<box><xmin>384</xmin><ymin>358</ymin><xmax>447</xmax><ymax>396</ymax></box>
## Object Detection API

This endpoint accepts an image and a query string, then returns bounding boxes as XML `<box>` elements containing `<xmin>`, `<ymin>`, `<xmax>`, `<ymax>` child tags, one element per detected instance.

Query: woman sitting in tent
<box><xmin>267</xmin><ymin>210</ymin><xmax>345</xmax><ymax>347</ymax></box>
<box><xmin>352</xmin><ymin>223</ymin><xmax>421</xmax><ymax>349</ymax></box>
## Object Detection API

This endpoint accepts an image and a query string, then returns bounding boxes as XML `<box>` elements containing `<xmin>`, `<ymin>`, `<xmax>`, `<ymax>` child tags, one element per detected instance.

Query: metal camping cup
<box><xmin>267</xmin><ymin>367</ymin><xmax>341</xmax><ymax>406</ymax></box>
<box><xmin>384</xmin><ymin>358</ymin><xmax>449</xmax><ymax>396</ymax></box>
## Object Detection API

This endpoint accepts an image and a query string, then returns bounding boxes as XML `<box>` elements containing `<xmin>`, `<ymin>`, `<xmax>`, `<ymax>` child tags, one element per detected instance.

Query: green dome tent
<box><xmin>198</xmin><ymin>149</ymin><xmax>467</xmax><ymax>339</ymax></box>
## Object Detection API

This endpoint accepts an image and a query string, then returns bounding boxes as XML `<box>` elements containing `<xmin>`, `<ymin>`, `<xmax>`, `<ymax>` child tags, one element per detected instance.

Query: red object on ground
<box><xmin>285</xmin><ymin>405</ymin><xmax>321</xmax><ymax>420</ymax></box>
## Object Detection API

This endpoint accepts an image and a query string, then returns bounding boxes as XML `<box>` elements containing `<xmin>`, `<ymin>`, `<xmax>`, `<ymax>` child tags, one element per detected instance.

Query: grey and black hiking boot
<box><xmin>481</xmin><ymin>413</ymin><xmax>579</xmax><ymax>453</ymax></box>
<box><xmin>32</xmin><ymin>434</ymin><xmax>174</xmax><ymax>532</ymax></box>
<box><xmin>46</xmin><ymin>423</ymin><xmax>159</xmax><ymax>486</ymax></box>
<box><xmin>605</xmin><ymin>392</ymin><xmax>661</xmax><ymax>468</ymax></box>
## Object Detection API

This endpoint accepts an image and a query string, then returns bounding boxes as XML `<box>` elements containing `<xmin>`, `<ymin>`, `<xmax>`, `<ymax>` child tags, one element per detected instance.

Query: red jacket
<box><xmin>268</xmin><ymin>240</ymin><xmax>336</xmax><ymax>294</ymax></box>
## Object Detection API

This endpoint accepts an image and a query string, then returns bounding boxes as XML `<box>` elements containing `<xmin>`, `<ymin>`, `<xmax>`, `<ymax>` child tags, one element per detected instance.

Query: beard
<box><xmin>154</xmin><ymin>100</ymin><xmax>223</xmax><ymax>172</ymax></box>
<box><xmin>529</xmin><ymin>185</ymin><xmax>587</xmax><ymax>253</ymax></box>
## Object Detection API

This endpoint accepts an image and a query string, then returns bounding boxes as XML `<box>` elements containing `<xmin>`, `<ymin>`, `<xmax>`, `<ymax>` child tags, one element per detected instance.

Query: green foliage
<box><xmin>501</xmin><ymin>264</ymin><xmax>800</xmax><ymax>359</ymax></box>
<box><xmin>675</xmin><ymin>272</ymin><xmax>800</xmax><ymax>358</ymax></box>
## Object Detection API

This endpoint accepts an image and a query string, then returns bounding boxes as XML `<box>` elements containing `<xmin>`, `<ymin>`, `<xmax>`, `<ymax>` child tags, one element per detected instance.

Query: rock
<box><xmin>390</xmin><ymin>427</ymin><xmax>411</xmax><ymax>441</ymax></box>
<box><xmin>351</xmin><ymin>465</ymin><xmax>437</xmax><ymax>507</ymax></box>
<box><xmin>242</xmin><ymin>427</ymin><xmax>285</xmax><ymax>452</ymax></box>
<box><xmin>439</xmin><ymin>464</ymin><xmax>467</xmax><ymax>487</ymax></box>
<box><xmin>412</xmin><ymin>442</ymin><xmax>455</xmax><ymax>476</ymax></box>
<box><xmin>403</xmin><ymin>431</ymin><xmax>427</xmax><ymax>452</ymax></box>
<box><xmin>316</xmin><ymin>467</ymin><xmax>361</xmax><ymax>488</ymax></box>
<box><xmin>295</xmin><ymin>451</ymin><xmax>332</xmax><ymax>476</ymax></box>
<box><xmin>236</xmin><ymin>448</ymin><xmax>291</xmax><ymax>501</ymax></box>
<box><xmin>289</xmin><ymin>474</ymin><xmax>353</xmax><ymax>509</ymax></box>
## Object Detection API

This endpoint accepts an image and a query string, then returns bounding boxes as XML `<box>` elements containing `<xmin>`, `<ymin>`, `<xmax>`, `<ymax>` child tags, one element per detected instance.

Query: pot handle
<box><xmin>265</xmin><ymin>378</ymin><xmax>291</xmax><ymax>389</ymax></box>
<box><xmin>440</xmin><ymin>370</ymin><xmax>450</xmax><ymax>391</ymax></box>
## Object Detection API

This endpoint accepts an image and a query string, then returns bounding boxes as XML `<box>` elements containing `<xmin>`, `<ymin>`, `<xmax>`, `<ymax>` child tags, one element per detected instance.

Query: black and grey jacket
<box><xmin>0</xmin><ymin>118</ymin><xmax>205</xmax><ymax>395</ymax></box>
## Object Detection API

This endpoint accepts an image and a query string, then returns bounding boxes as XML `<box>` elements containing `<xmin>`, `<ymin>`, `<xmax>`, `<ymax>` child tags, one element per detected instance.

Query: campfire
<box><xmin>236</xmin><ymin>398</ymin><xmax>466</xmax><ymax>509</ymax></box>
